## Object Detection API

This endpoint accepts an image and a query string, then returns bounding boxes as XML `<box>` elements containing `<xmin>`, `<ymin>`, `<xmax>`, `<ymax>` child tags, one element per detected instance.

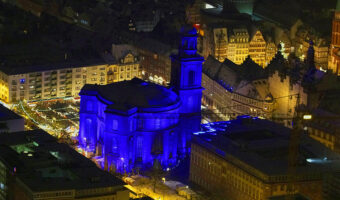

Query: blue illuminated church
<box><xmin>78</xmin><ymin>27</ymin><xmax>204</xmax><ymax>173</ymax></box>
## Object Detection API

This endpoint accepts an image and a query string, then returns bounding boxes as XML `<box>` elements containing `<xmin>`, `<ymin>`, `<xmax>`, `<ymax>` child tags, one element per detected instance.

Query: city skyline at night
<box><xmin>0</xmin><ymin>0</ymin><xmax>340</xmax><ymax>200</ymax></box>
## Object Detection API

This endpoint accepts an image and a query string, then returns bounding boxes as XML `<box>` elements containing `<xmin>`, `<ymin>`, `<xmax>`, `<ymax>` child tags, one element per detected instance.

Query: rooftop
<box><xmin>0</xmin><ymin>104</ymin><xmax>23</xmax><ymax>121</ymax></box>
<box><xmin>0</xmin><ymin>130</ymin><xmax>125</xmax><ymax>192</ymax></box>
<box><xmin>80</xmin><ymin>78</ymin><xmax>180</xmax><ymax>111</ymax></box>
<box><xmin>0</xmin><ymin>41</ymin><xmax>105</xmax><ymax>75</ymax></box>
<box><xmin>203</xmin><ymin>55</ymin><xmax>265</xmax><ymax>99</ymax></box>
<box><xmin>133</xmin><ymin>36</ymin><xmax>175</xmax><ymax>56</ymax></box>
<box><xmin>193</xmin><ymin>117</ymin><xmax>340</xmax><ymax>178</ymax></box>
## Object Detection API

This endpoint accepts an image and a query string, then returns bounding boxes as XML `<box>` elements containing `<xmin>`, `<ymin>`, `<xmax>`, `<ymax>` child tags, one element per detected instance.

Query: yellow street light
<box><xmin>303</xmin><ymin>114</ymin><xmax>312</xmax><ymax>120</ymax></box>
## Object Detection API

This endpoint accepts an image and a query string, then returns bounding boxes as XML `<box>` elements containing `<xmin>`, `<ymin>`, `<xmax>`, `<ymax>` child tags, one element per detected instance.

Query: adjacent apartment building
<box><xmin>0</xmin><ymin>44</ymin><xmax>140</xmax><ymax>103</ymax></box>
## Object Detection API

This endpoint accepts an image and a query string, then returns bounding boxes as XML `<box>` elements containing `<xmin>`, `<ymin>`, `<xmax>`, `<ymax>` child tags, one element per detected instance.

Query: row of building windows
<box><xmin>191</xmin><ymin>145</ymin><xmax>264</xmax><ymax>200</ymax></box>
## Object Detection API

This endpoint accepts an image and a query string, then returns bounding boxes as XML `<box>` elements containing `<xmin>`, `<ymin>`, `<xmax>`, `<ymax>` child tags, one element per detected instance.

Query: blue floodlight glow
<box><xmin>78</xmin><ymin>27</ymin><xmax>203</xmax><ymax>173</ymax></box>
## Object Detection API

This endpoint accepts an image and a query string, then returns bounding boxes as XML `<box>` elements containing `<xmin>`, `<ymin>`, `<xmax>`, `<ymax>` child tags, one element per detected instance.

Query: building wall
<box><xmin>107</xmin><ymin>53</ymin><xmax>140</xmax><ymax>83</ymax></box>
<box><xmin>328</xmin><ymin>12</ymin><xmax>340</xmax><ymax>75</ymax></box>
<box><xmin>229</xmin><ymin>28</ymin><xmax>249</xmax><ymax>65</ymax></box>
<box><xmin>329</xmin><ymin>48</ymin><xmax>340</xmax><ymax>76</ymax></box>
<box><xmin>0</xmin><ymin>71</ymin><xmax>8</xmax><ymax>103</ymax></box>
<box><xmin>201</xmin><ymin>73</ymin><xmax>273</xmax><ymax>120</ymax></box>
<box><xmin>227</xmin><ymin>41</ymin><xmax>236</xmax><ymax>63</ymax></box>
<box><xmin>186</xmin><ymin>0</ymin><xmax>203</xmax><ymax>24</ymax></box>
<box><xmin>266</xmin><ymin>42</ymin><xmax>277</xmax><ymax>66</ymax></box>
<box><xmin>267</xmin><ymin>71</ymin><xmax>307</xmax><ymax>127</ymax></box>
<box><xmin>15</xmin><ymin>182</ymin><xmax>130</xmax><ymax>200</ymax></box>
<box><xmin>137</xmin><ymin>48</ymin><xmax>171</xmax><ymax>85</ymax></box>
<box><xmin>307</xmin><ymin>127</ymin><xmax>336</xmax><ymax>150</ymax></box>
<box><xmin>265</xmin><ymin>42</ymin><xmax>277</xmax><ymax>67</ymax></box>
<box><xmin>6</xmin><ymin>64</ymin><xmax>108</xmax><ymax>103</ymax></box>
<box><xmin>200</xmin><ymin>26</ymin><xmax>215</xmax><ymax>59</ymax></box>
<box><xmin>213</xmin><ymin>28</ymin><xmax>228</xmax><ymax>62</ymax></box>
<box><xmin>249</xmin><ymin>30</ymin><xmax>266</xmax><ymax>68</ymax></box>
<box><xmin>190</xmin><ymin>142</ymin><xmax>323</xmax><ymax>200</ymax></box>
<box><xmin>294</xmin><ymin>35</ymin><xmax>328</xmax><ymax>70</ymax></box>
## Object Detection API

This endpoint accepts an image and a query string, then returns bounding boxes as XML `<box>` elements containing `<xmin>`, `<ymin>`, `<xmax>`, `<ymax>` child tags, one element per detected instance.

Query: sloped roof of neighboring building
<box><xmin>202</xmin><ymin>55</ymin><xmax>224</xmax><ymax>78</ymax></box>
<box><xmin>203</xmin><ymin>56</ymin><xmax>239</xmax><ymax>88</ymax></box>
<box><xmin>80</xmin><ymin>78</ymin><xmax>180</xmax><ymax>110</ymax></box>
<box><xmin>203</xmin><ymin>55</ymin><xmax>266</xmax><ymax>93</ymax></box>
<box><xmin>133</xmin><ymin>37</ymin><xmax>175</xmax><ymax>56</ymax></box>
<box><xmin>0</xmin><ymin>130</ymin><xmax>126</xmax><ymax>192</ymax></box>
<box><xmin>111</xmin><ymin>44</ymin><xmax>138</xmax><ymax>61</ymax></box>
<box><xmin>239</xmin><ymin>56</ymin><xmax>267</xmax><ymax>81</ymax></box>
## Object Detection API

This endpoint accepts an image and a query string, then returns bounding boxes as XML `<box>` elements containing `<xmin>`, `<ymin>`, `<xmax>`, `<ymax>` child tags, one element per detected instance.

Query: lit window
<box><xmin>188</xmin><ymin>70</ymin><xmax>195</xmax><ymax>86</ymax></box>
<box><xmin>20</xmin><ymin>79</ymin><xmax>25</xmax><ymax>84</ymax></box>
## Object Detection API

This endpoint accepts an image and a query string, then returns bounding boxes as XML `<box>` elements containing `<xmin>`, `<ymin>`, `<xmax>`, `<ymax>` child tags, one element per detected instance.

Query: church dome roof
<box><xmin>81</xmin><ymin>78</ymin><xmax>180</xmax><ymax>110</ymax></box>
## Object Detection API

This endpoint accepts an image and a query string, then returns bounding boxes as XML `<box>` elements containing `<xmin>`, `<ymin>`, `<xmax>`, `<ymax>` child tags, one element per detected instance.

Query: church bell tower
<box><xmin>170</xmin><ymin>26</ymin><xmax>204</xmax><ymax>116</ymax></box>
<box><xmin>170</xmin><ymin>26</ymin><xmax>204</xmax><ymax>156</ymax></box>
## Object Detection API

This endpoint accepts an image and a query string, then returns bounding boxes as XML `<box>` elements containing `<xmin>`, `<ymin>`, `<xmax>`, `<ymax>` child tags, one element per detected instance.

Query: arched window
<box><xmin>85</xmin><ymin>118</ymin><xmax>92</xmax><ymax>145</ymax></box>
<box><xmin>136</xmin><ymin>136</ymin><xmax>143</xmax><ymax>159</ymax></box>
<box><xmin>188</xmin><ymin>70</ymin><xmax>195</xmax><ymax>86</ymax></box>
<box><xmin>152</xmin><ymin>133</ymin><xmax>163</xmax><ymax>155</ymax></box>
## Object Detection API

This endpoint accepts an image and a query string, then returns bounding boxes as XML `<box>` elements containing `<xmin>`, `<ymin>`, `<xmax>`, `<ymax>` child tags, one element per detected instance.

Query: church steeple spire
<box><xmin>170</xmin><ymin>25</ymin><xmax>204</xmax><ymax>115</ymax></box>
<box><xmin>170</xmin><ymin>26</ymin><xmax>204</xmax><ymax>94</ymax></box>
<box><xmin>178</xmin><ymin>26</ymin><xmax>200</xmax><ymax>58</ymax></box>
<box><xmin>170</xmin><ymin>26</ymin><xmax>205</xmax><ymax>156</ymax></box>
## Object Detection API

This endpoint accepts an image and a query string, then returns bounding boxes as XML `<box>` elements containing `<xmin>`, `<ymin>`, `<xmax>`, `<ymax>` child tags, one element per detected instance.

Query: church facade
<box><xmin>78</xmin><ymin>27</ymin><xmax>204</xmax><ymax>173</ymax></box>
